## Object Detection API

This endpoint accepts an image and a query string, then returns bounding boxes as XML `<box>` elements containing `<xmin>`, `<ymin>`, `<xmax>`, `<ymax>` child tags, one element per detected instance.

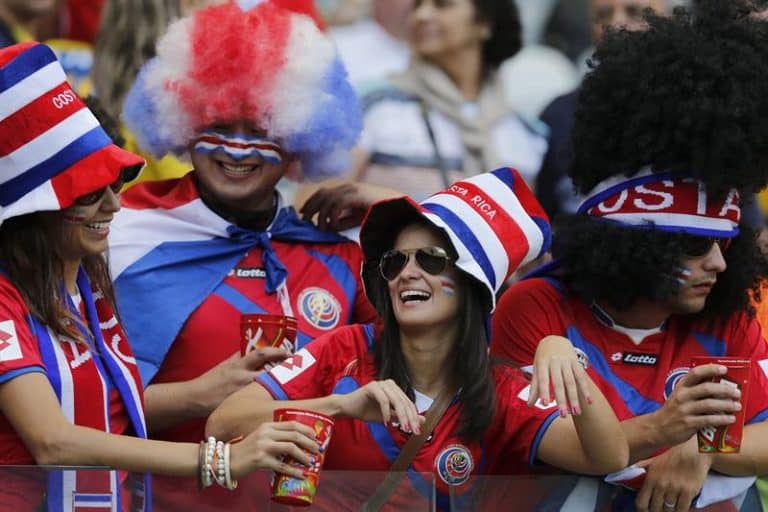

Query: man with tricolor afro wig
<box><xmin>123</xmin><ymin>0</ymin><xmax>358</xmax><ymax>179</ymax></box>
<box><xmin>109</xmin><ymin>1</ymin><xmax>378</xmax><ymax>509</ymax></box>
<box><xmin>491</xmin><ymin>1</ymin><xmax>768</xmax><ymax>510</ymax></box>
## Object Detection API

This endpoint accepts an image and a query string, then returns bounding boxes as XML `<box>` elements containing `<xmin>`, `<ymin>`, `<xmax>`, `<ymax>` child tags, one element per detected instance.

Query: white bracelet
<box><xmin>201</xmin><ymin>437</ymin><xmax>216</xmax><ymax>489</ymax></box>
<box><xmin>223</xmin><ymin>442</ymin><xmax>237</xmax><ymax>490</ymax></box>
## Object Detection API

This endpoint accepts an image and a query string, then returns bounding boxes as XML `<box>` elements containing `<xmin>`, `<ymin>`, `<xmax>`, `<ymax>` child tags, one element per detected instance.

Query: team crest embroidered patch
<box><xmin>664</xmin><ymin>367</ymin><xmax>690</xmax><ymax>400</ymax></box>
<box><xmin>298</xmin><ymin>287</ymin><xmax>341</xmax><ymax>330</ymax></box>
<box><xmin>435</xmin><ymin>444</ymin><xmax>473</xmax><ymax>486</ymax></box>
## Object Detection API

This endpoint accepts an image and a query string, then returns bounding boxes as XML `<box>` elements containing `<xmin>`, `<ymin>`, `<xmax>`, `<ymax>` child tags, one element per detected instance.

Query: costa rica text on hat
<box><xmin>360</xmin><ymin>167</ymin><xmax>552</xmax><ymax>311</ymax></box>
<box><xmin>0</xmin><ymin>42</ymin><xmax>144</xmax><ymax>224</ymax></box>
<box><xmin>578</xmin><ymin>168</ymin><xmax>742</xmax><ymax>238</ymax></box>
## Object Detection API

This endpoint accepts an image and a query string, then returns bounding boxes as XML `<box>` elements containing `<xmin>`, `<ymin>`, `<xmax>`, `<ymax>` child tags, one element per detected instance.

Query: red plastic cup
<box><xmin>271</xmin><ymin>408</ymin><xmax>334</xmax><ymax>506</ymax></box>
<box><xmin>240</xmin><ymin>314</ymin><xmax>298</xmax><ymax>356</ymax></box>
<box><xmin>691</xmin><ymin>356</ymin><xmax>750</xmax><ymax>453</ymax></box>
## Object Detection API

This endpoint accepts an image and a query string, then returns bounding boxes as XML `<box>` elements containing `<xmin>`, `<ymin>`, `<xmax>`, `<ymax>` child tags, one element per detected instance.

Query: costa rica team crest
<box><xmin>298</xmin><ymin>287</ymin><xmax>341</xmax><ymax>330</ymax></box>
<box><xmin>435</xmin><ymin>444</ymin><xmax>473</xmax><ymax>486</ymax></box>
<box><xmin>664</xmin><ymin>367</ymin><xmax>690</xmax><ymax>400</ymax></box>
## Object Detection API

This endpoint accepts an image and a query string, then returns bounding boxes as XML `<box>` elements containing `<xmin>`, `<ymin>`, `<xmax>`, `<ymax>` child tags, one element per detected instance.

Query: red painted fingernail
<box><xmin>586</xmin><ymin>396</ymin><xmax>594</xmax><ymax>405</ymax></box>
<box><xmin>573</xmin><ymin>405</ymin><xmax>581</xmax><ymax>415</ymax></box>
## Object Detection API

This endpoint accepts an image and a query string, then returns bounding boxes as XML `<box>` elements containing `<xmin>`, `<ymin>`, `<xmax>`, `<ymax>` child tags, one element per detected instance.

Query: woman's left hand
<box><xmin>530</xmin><ymin>335</ymin><xmax>593</xmax><ymax>416</ymax></box>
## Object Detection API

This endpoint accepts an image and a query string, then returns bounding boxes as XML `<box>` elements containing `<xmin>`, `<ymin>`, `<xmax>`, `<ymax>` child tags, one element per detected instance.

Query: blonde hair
<box><xmin>92</xmin><ymin>0</ymin><xmax>181</xmax><ymax>119</ymax></box>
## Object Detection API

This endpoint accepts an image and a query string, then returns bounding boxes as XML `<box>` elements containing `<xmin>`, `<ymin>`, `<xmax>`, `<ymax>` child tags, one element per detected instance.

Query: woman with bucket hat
<box><xmin>0</xmin><ymin>42</ymin><xmax>322</xmax><ymax>512</ymax></box>
<box><xmin>208</xmin><ymin>168</ymin><xmax>629</xmax><ymax>510</ymax></box>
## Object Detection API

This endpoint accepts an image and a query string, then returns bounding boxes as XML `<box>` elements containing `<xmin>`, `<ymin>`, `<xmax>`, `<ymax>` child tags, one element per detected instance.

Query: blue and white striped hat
<box><xmin>360</xmin><ymin>167</ymin><xmax>552</xmax><ymax>311</ymax></box>
<box><xmin>0</xmin><ymin>42</ymin><xmax>144</xmax><ymax>225</ymax></box>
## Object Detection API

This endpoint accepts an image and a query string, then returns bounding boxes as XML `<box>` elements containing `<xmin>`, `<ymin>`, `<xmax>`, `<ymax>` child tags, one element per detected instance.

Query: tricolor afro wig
<box><xmin>123</xmin><ymin>0</ymin><xmax>361</xmax><ymax>179</ymax></box>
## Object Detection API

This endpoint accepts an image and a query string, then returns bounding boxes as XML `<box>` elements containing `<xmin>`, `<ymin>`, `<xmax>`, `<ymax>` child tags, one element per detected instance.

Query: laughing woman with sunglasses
<box><xmin>0</xmin><ymin>43</ymin><xmax>323</xmax><ymax>512</ymax></box>
<box><xmin>207</xmin><ymin>168</ymin><xmax>629</xmax><ymax>510</ymax></box>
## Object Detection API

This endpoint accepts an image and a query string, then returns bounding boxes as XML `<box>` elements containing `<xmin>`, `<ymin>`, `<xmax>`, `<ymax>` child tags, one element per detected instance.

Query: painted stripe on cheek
<box><xmin>674</xmin><ymin>265</ymin><xmax>692</xmax><ymax>286</ymax></box>
<box><xmin>440</xmin><ymin>276</ymin><xmax>456</xmax><ymax>296</ymax></box>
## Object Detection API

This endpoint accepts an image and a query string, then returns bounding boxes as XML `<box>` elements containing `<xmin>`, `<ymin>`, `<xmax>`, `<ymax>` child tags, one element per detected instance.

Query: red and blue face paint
<box><xmin>62</xmin><ymin>208</ymin><xmax>88</xmax><ymax>224</ymax></box>
<box><xmin>439</xmin><ymin>275</ymin><xmax>457</xmax><ymax>296</ymax></box>
<box><xmin>674</xmin><ymin>265</ymin><xmax>693</xmax><ymax>286</ymax></box>
<box><xmin>193</xmin><ymin>130</ymin><xmax>284</xmax><ymax>164</ymax></box>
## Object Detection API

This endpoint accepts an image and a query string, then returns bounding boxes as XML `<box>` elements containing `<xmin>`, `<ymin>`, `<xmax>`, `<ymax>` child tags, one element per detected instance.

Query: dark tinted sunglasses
<box><xmin>379</xmin><ymin>246</ymin><xmax>454</xmax><ymax>281</ymax></box>
<box><xmin>680</xmin><ymin>235</ymin><xmax>733</xmax><ymax>257</ymax></box>
<box><xmin>75</xmin><ymin>164</ymin><xmax>142</xmax><ymax>206</ymax></box>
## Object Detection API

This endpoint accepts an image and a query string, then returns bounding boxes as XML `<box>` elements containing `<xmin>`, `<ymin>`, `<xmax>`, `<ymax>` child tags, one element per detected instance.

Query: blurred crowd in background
<box><xmin>0</xmin><ymin>0</ymin><xmax>702</xmax><ymax>216</ymax></box>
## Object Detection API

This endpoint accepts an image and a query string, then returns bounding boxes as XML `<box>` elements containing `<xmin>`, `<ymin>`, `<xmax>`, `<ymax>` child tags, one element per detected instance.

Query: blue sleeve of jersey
<box><xmin>256</xmin><ymin>372</ymin><xmax>289</xmax><ymax>401</ymax></box>
<box><xmin>528</xmin><ymin>410</ymin><xmax>561</xmax><ymax>467</ymax></box>
<box><xmin>0</xmin><ymin>366</ymin><xmax>45</xmax><ymax>385</ymax></box>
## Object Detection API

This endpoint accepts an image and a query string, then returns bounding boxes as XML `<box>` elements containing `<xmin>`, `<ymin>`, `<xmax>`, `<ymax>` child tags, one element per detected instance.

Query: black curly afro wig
<box><xmin>571</xmin><ymin>0</ymin><xmax>768</xmax><ymax>196</ymax></box>
<box><xmin>553</xmin><ymin>216</ymin><xmax>767</xmax><ymax>320</ymax></box>
<box><xmin>555</xmin><ymin>0</ymin><xmax>768</xmax><ymax>319</ymax></box>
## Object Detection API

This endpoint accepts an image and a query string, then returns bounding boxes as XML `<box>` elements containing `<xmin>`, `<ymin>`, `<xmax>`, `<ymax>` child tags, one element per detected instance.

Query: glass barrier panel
<box><xmin>0</xmin><ymin>467</ymin><xmax>764</xmax><ymax>511</ymax></box>
<box><xmin>461</xmin><ymin>474</ymin><xmax>765</xmax><ymax>512</ymax></box>
<box><xmin>0</xmin><ymin>467</ymin><xmax>435</xmax><ymax>512</ymax></box>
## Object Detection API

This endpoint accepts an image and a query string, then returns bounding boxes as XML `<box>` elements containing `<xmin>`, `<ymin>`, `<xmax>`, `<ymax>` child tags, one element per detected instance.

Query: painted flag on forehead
<box><xmin>109</xmin><ymin>175</ymin><xmax>350</xmax><ymax>384</ymax></box>
<box><xmin>0</xmin><ymin>42</ymin><xmax>143</xmax><ymax>224</ymax></box>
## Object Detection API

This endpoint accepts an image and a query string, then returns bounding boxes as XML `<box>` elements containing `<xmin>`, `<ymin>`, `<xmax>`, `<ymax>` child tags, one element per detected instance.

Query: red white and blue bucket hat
<box><xmin>360</xmin><ymin>167</ymin><xmax>552</xmax><ymax>311</ymax></box>
<box><xmin>0</xmin><ymin>42</ymin><xmax>144</xmax><ymax>225</ymax></box>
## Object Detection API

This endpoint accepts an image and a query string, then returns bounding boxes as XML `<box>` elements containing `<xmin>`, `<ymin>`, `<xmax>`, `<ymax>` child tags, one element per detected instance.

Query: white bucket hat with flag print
<box><xmin>0</xmin><ymin>42</ymin><xmax>145</xmax><ymax>225</ymax></box>
<box><xmin>360</xmin><ymin>167</ymin><xmax>552</xmax><ymax>312</ymax></box>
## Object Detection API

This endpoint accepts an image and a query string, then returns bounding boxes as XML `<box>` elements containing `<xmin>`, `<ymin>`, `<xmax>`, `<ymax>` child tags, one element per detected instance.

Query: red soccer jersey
<box><xmin>490</xmin><ymin>277</ymin><xmax>768</xmax><ymax>426</ymax></box>
<box><xmin>257</xmin><ymin>324</ymin><xmax>560</xmax><ymax>511</ymax></box>
<box><xmin>0</xmin><ymin>274</ymin><xmax>144</xmax><ymax>511</ymax></box>
<box><xmin>148</xmin><ymin>242</ymin><xmax>378</xmax><ymax>510</ymax></box>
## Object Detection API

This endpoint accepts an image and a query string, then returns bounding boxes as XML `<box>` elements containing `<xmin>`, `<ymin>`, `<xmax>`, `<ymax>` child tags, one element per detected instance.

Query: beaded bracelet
<box><xmin>198</xmin><ymin>436</ymin><xmax>238</xmax><ymax>491</ymax></box>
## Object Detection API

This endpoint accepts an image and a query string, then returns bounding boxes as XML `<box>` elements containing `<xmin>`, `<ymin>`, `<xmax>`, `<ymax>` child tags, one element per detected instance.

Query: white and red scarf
<box><xmin>30</xmin><ymin>268</ymin><xmax>150</xmax><ymax>512</ymax></box>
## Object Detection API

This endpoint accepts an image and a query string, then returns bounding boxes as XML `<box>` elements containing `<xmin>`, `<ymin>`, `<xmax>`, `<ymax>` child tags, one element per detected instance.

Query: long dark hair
<box><xmin>0</xmin><ymin>212</ymin><xmax>118</xmax><ymax>343</ymax></box>
<box><xmin>365</xmin><ymin>222</ymin><xmax>496</xmax><ymax>442</ymax></box>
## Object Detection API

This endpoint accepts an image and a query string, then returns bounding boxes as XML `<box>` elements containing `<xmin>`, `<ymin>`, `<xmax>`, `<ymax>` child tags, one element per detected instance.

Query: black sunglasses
<box><xmin>680</xmin><ymin>235</ymin><xmax>733</xmax><ymax>257</ymax></box>
<box><xmin>75</xmin><ymin>164</ymin><xmax>142</xmax><ymax>206</ymax></box>
<box><xmin>379</xmin><ymin>246</ymin><xmax>454</xmax><ymax>281</ymax></box>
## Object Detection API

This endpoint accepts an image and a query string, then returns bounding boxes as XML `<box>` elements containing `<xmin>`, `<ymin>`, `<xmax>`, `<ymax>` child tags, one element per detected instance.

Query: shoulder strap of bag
<box><xmin>360</xmin><ymin>385</ymin><xmax>457</xmax><ymax>511</ymax></box>
<box><xmin>419</xmin><ymin>100</ymin><xmax>452</xmax><ymax>189</ymax></box>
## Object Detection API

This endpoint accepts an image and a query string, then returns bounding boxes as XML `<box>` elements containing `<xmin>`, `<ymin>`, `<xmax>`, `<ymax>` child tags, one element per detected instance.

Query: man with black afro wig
<box><xmin>491</xmin><ymin>1</ymin><xmax>768</xmax><ymax>510</ymax></box>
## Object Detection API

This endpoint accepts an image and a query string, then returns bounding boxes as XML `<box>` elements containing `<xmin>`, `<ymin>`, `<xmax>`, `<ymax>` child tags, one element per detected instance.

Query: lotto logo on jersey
<box><xmin>0</xmin><ymin>320</ymin><xmax>22</xmax><ymax>362</ymax></box>
<box><xmin>611</xmin><ymin>351</ymin><xmax>658</xmax><ymax>366</ymax></box>
<box><xmin>435</xmin><ymin>445</ymin><xmax>474</xmax><ymax>486</ymax></box>
<box><xmin>270</xmin><ymin>351</ymin><xmax>316</xmax><ymax>384</ymax></box>
<box><xmin>298</xmin><ymin>287</ymin><xmax>341</xmax><ymax>330</ymax></box>
<box><xmin>234</xmin><ymin>267</ymin><xmax>266</xmax><ymax>279</ymax></box>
